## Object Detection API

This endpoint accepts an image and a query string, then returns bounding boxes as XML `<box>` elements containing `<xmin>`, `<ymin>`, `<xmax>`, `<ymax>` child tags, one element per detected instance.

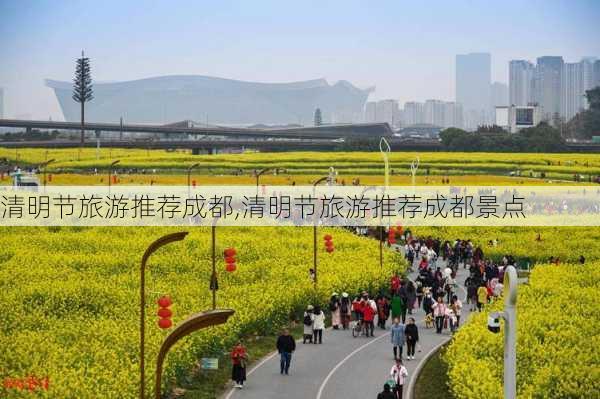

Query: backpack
<box><xmin>303</xmin><ymin>313</ymin><xmax>312</xmax><ymax>326</ymax></box>
<box><xmin>329</xmin><ymin>301</ymin><xmax>338</xmax><ymax>312</ymax></box>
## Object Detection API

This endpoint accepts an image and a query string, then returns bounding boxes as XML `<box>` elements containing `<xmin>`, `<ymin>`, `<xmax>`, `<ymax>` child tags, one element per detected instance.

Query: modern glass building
<box><xmin>46</xmin><ymin>75</ymin><xmax>372</xmax><ymax>126</ymax></box>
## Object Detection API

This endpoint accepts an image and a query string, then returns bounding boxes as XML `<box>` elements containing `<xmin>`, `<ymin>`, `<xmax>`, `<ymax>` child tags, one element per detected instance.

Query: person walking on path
<box><xmin>377</xmin><ymin>383</ymin><xmax>396</xmax><ymax>399</ymax></box>
<box><xmin>422</xmin><ymin>289</ymin><xmax>434</xmax><ymax>319</ymax></box>
<box><xmin>477</xmin><ymin>283</ymin><xmax>488</xmax><ymax>312</ymax></box>
<box><xmin>329</xmin><ymin>293</ymin><xmax>341</xmax><ymax>329</ymax></box>
<box><xmin>362</xmin><ymin>299</ymin><xmax>376</xmax><ymax>337</ymax></box>
<box><xmin>302</xmin><ymin>305</ymin><xmax>314</xmax><ymax>344</ymax></box>
<box><xmin>340</xmin><ymin>292</ymin><xmax>352</xmax><ymax>330</ymax></box>
<box><xmin>404</xmin><ymin>317</ymin><xmax>419</xmax><ymax>360</ymax></box>
<box><xmin>276</xmin><ymin>329</ymin><xmax>296</xmax><ymax>375</ymax></box>
<box><xmin>432</xmin><ymin>296</ymin><xmax>447</xmax><ymax>334</ymax></box>
<box><xmin>230</xmin><ymin>341</ymin><xmax>248</xmax><ymax>389</ymax></box>
<box><xmin>390</xmin><ymin>358</ymin><xmax>408</xmax><ymax>399</ymax></box>
<box><xmin>312</xmin><ymin>305</ymin><xmax>325</xmax><ymax>344</ymax></box>
<box><xmin>390</xmin><ymin>317</ymin><xmax>405</xmax><ymax>360</ymax></box>
<box><xmin>450</xmin><ymin>295</ymin><xmax>463</xmax><ymax>327</ymax></box>
<box><xmin>377</xmin><ymin>294</ymin><xmax>390</xmax><ymax>329</ymax></box>
<box><xmin>406</xmin><ymin>281</ymin><xmax>416</xmax><ymax>315</ymax></box>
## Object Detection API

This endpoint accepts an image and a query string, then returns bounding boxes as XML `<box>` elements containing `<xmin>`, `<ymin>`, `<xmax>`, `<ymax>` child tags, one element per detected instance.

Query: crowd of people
<box><xmin>229</xmin><ymin>232</ymin><xmax>515</xmax><ymax>398</ymax></box>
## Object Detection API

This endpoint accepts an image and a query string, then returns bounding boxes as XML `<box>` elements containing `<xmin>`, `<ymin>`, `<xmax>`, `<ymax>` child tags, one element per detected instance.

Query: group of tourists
<box><xmin>230</xmin><ymin>231</ymin><xmax>514</xmax><ymax>398</ymax></box>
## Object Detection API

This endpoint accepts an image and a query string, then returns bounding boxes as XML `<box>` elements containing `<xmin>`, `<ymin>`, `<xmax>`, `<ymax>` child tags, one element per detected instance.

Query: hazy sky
<box><xmin>1</xmin><ymin>0</ymin><xmax>599</xmax><ymax>120</ymax></box>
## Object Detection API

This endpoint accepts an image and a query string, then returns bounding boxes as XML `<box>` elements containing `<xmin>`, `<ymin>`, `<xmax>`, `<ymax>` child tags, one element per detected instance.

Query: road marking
<box><xmin>315</xmin><ymin>332</ymin><xmax>390</xmax><ymax>399</ymax></box>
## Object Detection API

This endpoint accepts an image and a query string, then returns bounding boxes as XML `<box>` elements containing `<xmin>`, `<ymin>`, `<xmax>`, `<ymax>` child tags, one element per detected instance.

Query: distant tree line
<box><xmin>439</xmin><ymin>122</ymin><xmax>567</xmax><ymax>152</ymax></box>
<box><xmin>0</xmin><ymin>130</ymin><xmax>60</xmax><ymax>142</ymax></box>
<box><xmin>564</xmin><ymin>87</ymin><xmax>600</xmax><ymax>139</ymax></box>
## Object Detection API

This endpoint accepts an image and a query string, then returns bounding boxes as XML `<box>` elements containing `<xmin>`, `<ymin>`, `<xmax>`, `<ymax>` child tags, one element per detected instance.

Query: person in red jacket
<box><xmin>391</xmin><ymin>273</ymin><xmax>401</xmax><ymax>295</ymax></box>
<box><xmin>362</xmin><ymin>300</ymin><xmax>376</xmax><ymax>337</ymax></box>
<box><xmin>230</xmin><ymin>341</ymin><xmax>248</xmax><ymax>389</ymax></box>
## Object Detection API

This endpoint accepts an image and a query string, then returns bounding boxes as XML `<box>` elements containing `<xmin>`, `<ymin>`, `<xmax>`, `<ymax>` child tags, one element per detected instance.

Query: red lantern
<box><xmin>224</xmin><ymin>248</ymin><xmax>236</xmax><ymax>257</ymax></box>
<box><xmin>192</xmin><ymin>179</ymin><xmax>196</xmax><ymax>187</ymax></box>
<box><xmin>226</xmin><ymin>263</ymin><xmax>237</xmax><ymax>272</ymax></box>
<box><xmin>157</xmin><ymin>296</ymin><xmax>172</xmax><ymax>308</ymax></box>
<box><xmin>224</xmin><ymin>247</ymin><xmax>237</xmax><ymax>272</ymax></box>
<box><xmin>157</xmin><ymin>295</ymin><xmax>173</xmax><ymax>329</ymax></box>
<box><xmin>324</xmin><ymin>234</ymin><xmax>334</xmax><ymax>253</ymax></box>
<box><xmin>48</xmin><ymin>174</ymin><xmax>53</xmax><ymax>182</ymax></box>
<box><xmin>158</xmin><ymin>318</ymin><xmax>172</xmax><ymax>329</ymax></box>
<box><xmin>112</xmin><ymin>175</ymin><xmax>117</xmax><ymax>184</ymax></box>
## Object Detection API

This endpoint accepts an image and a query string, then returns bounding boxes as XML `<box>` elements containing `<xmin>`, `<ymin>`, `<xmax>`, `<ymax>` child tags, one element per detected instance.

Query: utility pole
<box><xmin>488</xmin><ymin>265</ymin><xmax>518</xmax><ymax>399</ymax></box>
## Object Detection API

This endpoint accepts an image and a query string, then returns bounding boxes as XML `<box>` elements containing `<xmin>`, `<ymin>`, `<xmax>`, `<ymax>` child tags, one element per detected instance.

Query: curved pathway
<box><xmin>224</xmin><ymin>250</ymin><xmax>469</xmax><ymax>399</ymax></box>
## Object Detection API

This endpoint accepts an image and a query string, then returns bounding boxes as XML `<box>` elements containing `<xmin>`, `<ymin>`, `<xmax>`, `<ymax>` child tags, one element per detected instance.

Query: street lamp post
<box><xmin>40</xmin><ymin>159</ymin><xmax>55</xmax><ymax>188</ymax></box>
<box><xmin>187</xmin><ymin>163</ymin><xmax>200</xmax><ymax>197</ymax></box>
<box><xmin>140</xmin><ymin>232</ymin><xmax>189</xmax><ymax>399</ymax></box>
<box><xmin>108</xmin><ymin>160</ymin><xmax>120</xmax><ymax>192</ymax></box>
<box><xmin>488</xmin><ymin>265</ymin><xmax>518</xmax><ymax>399</ymax></box>
<box><xmin>255</xmin><ymin>167</ymin><xmax>285</xmax><ymax>187</ymax></box>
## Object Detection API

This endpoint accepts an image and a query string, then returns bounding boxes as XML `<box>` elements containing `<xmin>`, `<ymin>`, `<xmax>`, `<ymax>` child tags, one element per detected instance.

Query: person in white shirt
<box><xmin>311</xmin><ymin>305</ymin><xmax>325</xmax><ymax>344</ymax></box>
<box><xmin>390</xmin><ymin>358</ymin><xmax>409</xmax><ymax>399</ymax></box>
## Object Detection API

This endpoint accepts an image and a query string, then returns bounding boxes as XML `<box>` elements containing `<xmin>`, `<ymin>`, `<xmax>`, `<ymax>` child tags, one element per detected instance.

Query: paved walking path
<box><xmin>224</xmin><ymin>251</ymin><xmax>470</xmax><ymax>399</ymax></box>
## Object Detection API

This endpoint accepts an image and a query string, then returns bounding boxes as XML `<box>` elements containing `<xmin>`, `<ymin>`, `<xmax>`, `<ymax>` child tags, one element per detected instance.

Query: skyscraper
<box><xmin>535</xmin><ymin>56</ymin><xmax>564</xmax><ymax>122</ymax></box>
<box><xmin>456</xmin><ymin>52</ymin><xmax>491</xmax><ymax>129</ymax></box>
<box><xmin>563</xmin><ymin>62</ymin><xmax>584</xmax><ymax>121</ymax></box>
<box><xmin>491</xmin><ymin>82</ymin><xmax>509</xmax><ymax>108</ymax></box>
<box><xmin>509</xmin><ymin>60</ymin><xmax>535</xmax><ymax>106</ymax></box>
<box><xmin>0</xmin><ymin>87</ymin><xmax>4</xmax><ymax>119</ymax></box>
<box><xmin>594</xmin><ymin>60</ymin><xmax>600</xmax><ymax>88</ymax></box>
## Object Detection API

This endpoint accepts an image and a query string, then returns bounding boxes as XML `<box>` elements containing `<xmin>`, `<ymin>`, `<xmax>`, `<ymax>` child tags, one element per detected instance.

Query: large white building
<box><xmin>495</xmin><ymin>105</ymin><xmax>541</xmax><ymax>133</ymax></box>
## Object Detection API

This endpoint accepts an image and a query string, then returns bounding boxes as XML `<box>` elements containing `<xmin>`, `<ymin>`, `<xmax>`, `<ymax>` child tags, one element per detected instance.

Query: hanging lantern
<box><xmin>324</xmin><ymin>234</ymin><xmax>334</xmax><ymax>253</ymax></box>
<box><xmin>192</xmin><ymin>179</ymin><xmax>197</xmax><ymax>187</ymax></box>
<box><xmin>48</xmin><ymin>174</ymin><xmax>53</xmax><ymax>182</ymax></box>
<box><xmin>224</xmin><ymin>248</ymin><xmax>237</xmax><ymax>272</ymax></box>
<box><xmin>112</xmin><ymin>175</ymin><xmax>117</xmax><ymax>184</ymax></box>
<box><xmin>157</xmin><ymin>295</ymin><xmax>172</xmax><ymax>329</ymax></box>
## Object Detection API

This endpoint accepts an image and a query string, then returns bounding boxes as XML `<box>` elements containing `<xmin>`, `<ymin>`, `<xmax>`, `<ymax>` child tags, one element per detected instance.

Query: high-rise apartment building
<box><xmin>456</xmin><ymin>52</ymin><xmax>492</xmax><ymax>127</ymax></box>
<box><xmin>563</xmin><ymin>62</ymin><xmax>584</xmax><ymax>121</ymax></box>
<box><xmin>594</xmin><ymin>60</ymin><xmax>600</xmax><ymax>88</ymax></box>
<box><xmin>403</xmin><ymin>102</ymin><xmax>425</xmax><ymax>126</ymax></box>
<box><xmin>364</xmin><ymin>99</ymin><xmax>400</xmax><ymax>127</ymax></box>
<box><xmin>509</xmin><ymin>60</ymin><xmax>535</xmax><ymax>106</ymax></box>
<box><xmin>535</xmin><ymin>56</ymin><xmax>564</xmax><ymax>121</ymax></box>
<box><xmin>364</xmin><ymin>101</ymin><xmax>377</xmax><ymax>123</ymax></box>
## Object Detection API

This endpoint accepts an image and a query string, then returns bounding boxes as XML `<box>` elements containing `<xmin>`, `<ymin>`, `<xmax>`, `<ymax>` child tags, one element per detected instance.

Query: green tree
<box><xmin>72</xmin><ymin>51</ymin><xmax>94</xmax><ymax>146</ymax></box>
<box><xmin>314</xmin><ymin>108</ymin><xmax>322</xmax><ymax>126</ymax></box>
